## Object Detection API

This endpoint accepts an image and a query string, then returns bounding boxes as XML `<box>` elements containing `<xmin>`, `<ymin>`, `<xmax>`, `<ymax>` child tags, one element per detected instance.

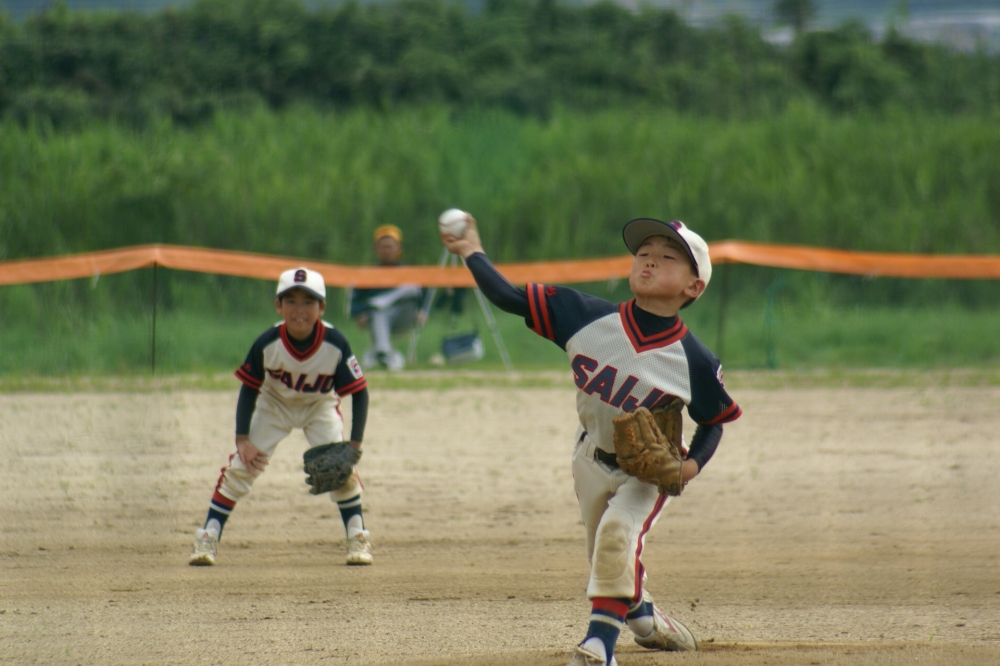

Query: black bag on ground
<box><xmin>442</xmin><ymin>332</ymin><xmax>484</xmax><ymax>364</ymax></box>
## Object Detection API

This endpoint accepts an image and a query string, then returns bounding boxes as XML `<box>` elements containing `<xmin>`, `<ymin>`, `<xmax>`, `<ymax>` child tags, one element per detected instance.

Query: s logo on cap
<box><xmin>294</xmin><ymin>269</ymin><xmax>307</xmax><ymax>283</ymax></box>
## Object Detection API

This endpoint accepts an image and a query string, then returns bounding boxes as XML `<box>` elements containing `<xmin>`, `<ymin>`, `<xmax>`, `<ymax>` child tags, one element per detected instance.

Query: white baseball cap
<box><xmin>276</xmin><ymin>267</ymin><xmax>326</xmax><ymax>301</ymax></box>
<box><xmin>622</xmin><ymin>218</ymin><xmax>713</xmax><ymax>291</ymax></box>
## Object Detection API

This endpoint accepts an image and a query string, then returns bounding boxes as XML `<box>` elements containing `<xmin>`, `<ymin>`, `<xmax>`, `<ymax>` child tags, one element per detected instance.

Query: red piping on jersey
<box><xmin>279</xmin><ymin>321</ymin><xmax>325</xmax><ymax>361</ymax></box>
<box><xmin>538</xmin><ymin>287</ymin><xmax>554</xmax><ymax>340</ymax></box>
<box><xmin>235</xmin><ymin>366</ymin><xmax>262</xmax><ymax>390</ymax></box>
<box><xmin>632</xmin><ymin>492</ymin><xmax>668</xmax><ymax>601</ymax></box>
<box><xmin>526</xmin><ymin>284</ymin><xmax>543</xmax><ymax>336</ymax></box>
<box><xmin>703</xmin><ymin>402</ymin><xmax>743</xmax><ymax>425</ymax></box>
<box><xmin>619</xmin><ymin>300</ymin><xmax>687</xmax><ymax>353</ymax></box>
<box><xmin>337</xmin><ymin>377</ymin><xmax>368</xmax><ymax>396</ymax></box>
<box><xmin>526</xmin><ymin>283</ymin><xmax>555</xmax><ymax>340</ymax></box>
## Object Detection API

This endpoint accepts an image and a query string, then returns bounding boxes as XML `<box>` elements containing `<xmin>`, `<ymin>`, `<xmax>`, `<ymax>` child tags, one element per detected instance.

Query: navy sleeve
<box><xmin>349</xmin><ymin>387</ymin><xmax>369</xmax><ymax>443</ymax></box>
<box><xmin>234</xmin><ymin>327</ymin><xmax>277</xmax><ymax>391</ymax></box>
<box><xmin>465</xmin><ymin>252</ymin><xmax>616</xmax><ymax>350</ymax></box>
<box><xmin>234</xmin><ymin>384</ymin><xmax>259</xmax><ymax>436</ymax></box>
<box><xmin>465</xmin><ymin>253</ymin><xmax>530</xmax><ymax>316</ymax></box>
<box><xmin>680</xmin><ymin>333</ymin><xmax>742</xmax><ymax>426</ymax></box>
<box><xmin>327</xmin><ymin>328</ymin><xmax>368</xmax><ymax>397</ymax></box>
<box><xmin>687</xmin><ymin>423</ymin><xmax>723</xmax><ymax>470</ymax></box>
<box><xmin>322</xmin><ymin>327</ymin><xmax>368</xmax><ymax>441</ymax></box>
<box><xmin>523</xmin><ymin>283</ymin><xmax>617</xmax><ymax>350</ymax></box>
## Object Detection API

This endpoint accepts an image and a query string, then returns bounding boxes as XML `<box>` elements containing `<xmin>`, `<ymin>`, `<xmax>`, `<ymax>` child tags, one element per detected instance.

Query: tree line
<box><xmin>1</xmin><ymin>0</ymin><xmax>998</xmax><ymax>127</ymax></box>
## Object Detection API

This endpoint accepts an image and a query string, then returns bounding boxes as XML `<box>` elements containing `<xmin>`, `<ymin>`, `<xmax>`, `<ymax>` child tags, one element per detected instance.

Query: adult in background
<box><xmin>349</xmin><ymin>224</ymin><xmax>423</xmax><ymax>371</ymax></box>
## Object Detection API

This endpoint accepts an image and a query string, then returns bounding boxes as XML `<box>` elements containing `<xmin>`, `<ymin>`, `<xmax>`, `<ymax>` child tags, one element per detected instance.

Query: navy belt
<box><xmin>594</xmin><ymin>447</ymin><xmax>619</xmax><ymax>468</ymax></box>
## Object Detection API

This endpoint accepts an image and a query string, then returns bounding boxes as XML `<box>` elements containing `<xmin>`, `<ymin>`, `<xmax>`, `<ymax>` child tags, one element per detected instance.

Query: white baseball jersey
<box><xmin>525</xmin><ymin>284</ymin><xmax>741</xmax><ymax>454</ymax></box>
<box><xmin>524</xmin><ymin>283</ymin><xmax>741</xmax><ymax>599</ymax></box>
<box><xmin>462</xmin><ymin>253</ymin><xmax>742</xmax><ymax>600</ymax></box>
<box><xmin>235</xmin><ymin>320</ymin><xmax>366</xmax><ymax>406</ymax></box>
<box><xmin>217</xmin><ymin>320</ymin><xmax>367</xmax><ymax>504</ymax></box>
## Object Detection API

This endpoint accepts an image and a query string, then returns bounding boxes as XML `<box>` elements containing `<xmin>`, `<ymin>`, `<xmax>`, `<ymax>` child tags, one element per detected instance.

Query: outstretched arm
<box><xmin>441</xmin><ymin>215</ymin><xmax>530</xmax><ymax>317</ymax></box>
<box><xmin>440</xmin><ymin>214</ymin><xmax>485</xmax><ymax>260</ymax></box>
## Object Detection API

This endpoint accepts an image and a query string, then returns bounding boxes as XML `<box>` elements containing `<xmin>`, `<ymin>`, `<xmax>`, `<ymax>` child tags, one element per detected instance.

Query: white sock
<box><xmin>627</xmin><ymin>614</ymin><xmax>654</xmax><ymax>637</ymax></box>
<box><xmin>580</xmin><ymin>637</ymin><xmax>606</xmax><ymax>660</ymax></box>
<box><xmin>204</xmin><ymin>520</ymin><xmax>221</xmax><ymax>538</ymax></box>
<box><xmin>346</xmin><ymin>515</ymin><xmax>365</xmax><ymax>539</ymax></box>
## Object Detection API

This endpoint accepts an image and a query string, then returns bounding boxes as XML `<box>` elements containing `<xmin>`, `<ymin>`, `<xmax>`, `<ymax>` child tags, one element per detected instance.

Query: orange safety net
<box><xmin>710</xmin><ymin>241</ymin><xmax>1000</xmax><ymax>279</ymax></box>
<box><xmin>1</xmin><ymin>242</ymin><xmax>999</xmax><ymax>288</ymax></box>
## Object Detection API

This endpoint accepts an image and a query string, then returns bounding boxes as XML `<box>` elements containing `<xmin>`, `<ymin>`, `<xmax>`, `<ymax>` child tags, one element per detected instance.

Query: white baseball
<box><xmin>438</xmin><ymin>208</ymin><xmax>469</xmax><ymax>238</ymax></box>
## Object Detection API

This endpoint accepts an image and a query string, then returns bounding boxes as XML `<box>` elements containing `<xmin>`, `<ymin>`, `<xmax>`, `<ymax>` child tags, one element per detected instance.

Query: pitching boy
<box><xmin>442</xmin><ymin>217</ymin><xmax>741</xmax><ymax>666</ymax></box>
<box><xmin>189</xmin><ymin>267</ymin><xmax>374</xmax><ymax>566</ymax></box>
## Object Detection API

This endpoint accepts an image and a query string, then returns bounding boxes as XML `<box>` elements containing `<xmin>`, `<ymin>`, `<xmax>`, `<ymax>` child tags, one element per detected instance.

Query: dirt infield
<box><xmin>2</xmin><ymin>373</ymin><xmax>999</xmax><ymax>665</ymax></box>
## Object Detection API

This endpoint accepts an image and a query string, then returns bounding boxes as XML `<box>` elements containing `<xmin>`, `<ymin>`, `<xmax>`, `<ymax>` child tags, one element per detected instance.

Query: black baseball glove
<box><xmin>302</xmin><ymin>442</ymin><xmax>361</xmax><ymax>495</ymax></box>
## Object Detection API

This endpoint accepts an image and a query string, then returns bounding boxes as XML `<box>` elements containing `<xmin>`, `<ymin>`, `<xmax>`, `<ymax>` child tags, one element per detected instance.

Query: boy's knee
<box><xmin>220</xmin><ymin>465</ymin><xmax>259</xmax><ymax>500</ymax></box>
<box><xmin>329</xmin><ymin>470</ymin><xmax>362</xmax><ymax>503</ymax></box>
<box><xmin>591</xmin><ymin>510</ymin><xmax>636</xmax><ymax>580</ymax></box>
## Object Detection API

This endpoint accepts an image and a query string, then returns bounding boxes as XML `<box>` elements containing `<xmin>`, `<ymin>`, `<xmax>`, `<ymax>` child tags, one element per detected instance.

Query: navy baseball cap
<box><xmin>622</xmin><ymin>218</ymin><xmax>713</xmax><ymax>292</ymax></box>
<box><xmin>276</xmin><ymin>267</ymin><xmax>326</xmax><ymax>301</ymax></box>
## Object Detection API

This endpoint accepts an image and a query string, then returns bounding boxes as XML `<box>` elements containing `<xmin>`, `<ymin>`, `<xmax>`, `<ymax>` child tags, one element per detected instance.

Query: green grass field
<box><xmin>2</xmin><ymin>270</ymin><xmax>999</xmax><ymax>379</ymax></box>
<box><xmin>4</xmin><ymin>105</ymin><xmax>999</xmax><ymax>266</ymax></box>
<box><xmin>3</xmin><ymin>105</ymin><xmax>998</xmax><ymax>378</ymax></box>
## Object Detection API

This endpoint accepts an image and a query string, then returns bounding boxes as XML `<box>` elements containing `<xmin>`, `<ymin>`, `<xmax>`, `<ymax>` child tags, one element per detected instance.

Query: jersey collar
<box><xmin>279</xmin><ymin>321</ymin><xmax>325</xmax><ymax>360</ymax></box>
<box><xmin>619</xmin><ymin>299</ymin><xmax>687</xmax><ymax>353</ymax></box>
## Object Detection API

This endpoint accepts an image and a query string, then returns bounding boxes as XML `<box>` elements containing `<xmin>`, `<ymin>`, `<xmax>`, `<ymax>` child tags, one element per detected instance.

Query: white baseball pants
<box><xmin>572</xmin><ymin>431</ymin><xmax>669</xmax><ymax>600</ymax></box>
<box><xmin>217</xmin><ymin>393</ymin><xmax>361</xmax><ymax>504</ymax></box>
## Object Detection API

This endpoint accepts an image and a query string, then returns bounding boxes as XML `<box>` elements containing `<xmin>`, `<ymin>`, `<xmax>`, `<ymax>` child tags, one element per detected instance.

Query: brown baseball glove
<box><xmin>611</xmin><ymin>399</ymin><xmax>686</xmax><ymax>496</ymax></box>
<box><xmin>303</xmin><ymin>442</ymin><xmax>361</xmax><ymax>495</ymax></box>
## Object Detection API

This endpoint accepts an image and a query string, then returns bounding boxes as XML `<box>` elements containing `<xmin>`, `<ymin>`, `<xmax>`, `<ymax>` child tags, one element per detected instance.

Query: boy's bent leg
<box><xmin>569</xmin><ymin>435</ymin><xmax>631</xmax><ymax>665</ymax></box>
<box><xmin>571</xmin><ymin>434</ymin><xmax>617</xmax><ymax>566</ymax></box>
<box><xmin>331</xmin><ymin>472</ymin><xmax>371</xmax><ymax>565</ymax></box>
<box><xmin>217</xmin><ymin>409</ymin><xmax>288</xmax><ymax>501</ymax></box>
<box><xmin>585</xmin><ymin>476</ymin><xmax>667</xmax><ymax>601</ymax></box>
<box><xmin>303</xmin><ymin>407</ymin><xmax>371</xmax><ymax>564</ymax></box>
<box><xmin>577</xmin><ymin>477</ymin><xmax>695</xmax><ymax>652</ymax></box>
<box><xmin>329</xmin><ymin>470</ymin><xmax>362</xmax><ymax>505</ymax></box>
<box><xmin>190</xmin><ymin>398</ymin><xmax>291</xmax><ymax>565</ymax></box>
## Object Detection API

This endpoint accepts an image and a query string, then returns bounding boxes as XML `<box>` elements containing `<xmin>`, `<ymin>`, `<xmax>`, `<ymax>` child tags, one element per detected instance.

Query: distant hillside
<box><xmin>4</xmin><ymin>0</ymin><xmax>999</xmax><ymax>51</ymax></box>
<box><xmin>5</xmin><ymin>0</ymin><xmax>999</xmax><ymax>21</ymax></box>
<box><xmin>637</xmin><ymin>1</ymin><xmax>1000</xmax><ymax>51</ymax></box>
<box><xmin>0</xmin><ymin>0</ymin><xmax>1000</xmax><ymax>18</ymax></box>
<box><xmin>3</xmin><ymin>0</ymin><xmax>178</xmax><ymax>15</ymax></box>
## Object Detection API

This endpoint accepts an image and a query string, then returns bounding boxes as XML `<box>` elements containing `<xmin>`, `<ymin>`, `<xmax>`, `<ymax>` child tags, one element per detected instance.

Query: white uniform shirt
<box><xmin>235</xmin><ymin>320</ymin><xmax>366</xmax><ymax>406</ymax></box>
<box><xmin>525</xmin><ymin>284</ymin><xmax>741</xmax><ymax>454</ymax></box>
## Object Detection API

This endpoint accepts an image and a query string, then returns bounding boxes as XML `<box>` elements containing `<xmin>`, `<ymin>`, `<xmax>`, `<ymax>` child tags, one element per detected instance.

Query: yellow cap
<box><xmin>373</xmin><ymin>224</ymin><xmax>402</xmax><ymax>244</ymax></box>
